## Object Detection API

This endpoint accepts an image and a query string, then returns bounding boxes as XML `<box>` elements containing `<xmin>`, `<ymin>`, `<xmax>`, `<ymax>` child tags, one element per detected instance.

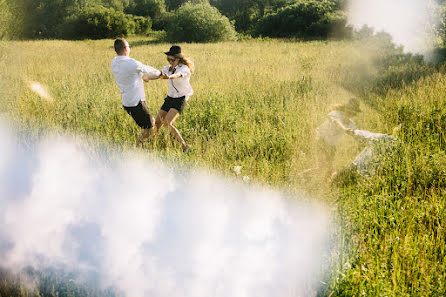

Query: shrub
<box><xmin>0</xmin><ymin>0</ymin><xmax>12</xmax><ymax>39</ymax></box>
<box><xmin>152</xmin><ymin>11</ymin><xmax>173</xmax><ymax>31</ymax></box>
<box><xmin>165</xmin><ymin>2</ymin><xmax>236</xmax><ymax>42</ymax></box>
<box><xmin>125</xmin><ymin>0</ymin><xmax>165</xmax><ymax>22</ymax></box>
<box><xmin>253</xmin><ymin>0</ymin><xmax>350</xmax><ymax>39</ymax></box>
<box><xmin>133</xmin><ymin>16</ymin><xmax>152</xmax><ymax>34</ymax></box>
<box><xmin>61</xmin><ymin>5</ymin><xmax>133</xmax><ymax>40</ymax></box>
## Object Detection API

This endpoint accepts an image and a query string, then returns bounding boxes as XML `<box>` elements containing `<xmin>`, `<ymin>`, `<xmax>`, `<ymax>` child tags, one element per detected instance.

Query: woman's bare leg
<box><xmin>164</xmin><ymin>108</ymin><xmax>188</xmax><ymax>151</ymax></box>
<box><xmin>155</xmin><ymin>109</ymin><xmax>167</xmax><ymax>134</ymax></box>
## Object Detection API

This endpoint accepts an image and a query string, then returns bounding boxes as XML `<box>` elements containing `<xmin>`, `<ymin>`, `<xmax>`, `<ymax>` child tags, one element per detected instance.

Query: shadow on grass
<box><xmin>130</xmin><ymin>31</ymin><xmax>167</xmax><ymax>47</ymax></box>
<box><xmin>107</xmin><ymin>32</ymin><xmax>167</xmax><ymax>50</ymax></box>
<box><xmin>129</xmin><ymin>38</ymin><xmax>166</xmax><ymax>47</ymax></box>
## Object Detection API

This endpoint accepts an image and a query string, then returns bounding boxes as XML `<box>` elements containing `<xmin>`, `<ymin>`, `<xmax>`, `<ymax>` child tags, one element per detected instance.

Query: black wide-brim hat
<box><xmin>164</xmin><ymin>45</ymin><xmax>183</xmax><ymax>58</ymax></box>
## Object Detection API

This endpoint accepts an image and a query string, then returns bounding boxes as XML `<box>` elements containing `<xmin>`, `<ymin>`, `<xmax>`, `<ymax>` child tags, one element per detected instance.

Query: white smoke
<box><xmin>0</xmin><ymin>118</ymin><xmax>330</xmax><ymax>297</ymax></box>
<box><xmin>347</xmin><ymin>0</ymin><xmax>439</xmax><ymax>54</ymax></box>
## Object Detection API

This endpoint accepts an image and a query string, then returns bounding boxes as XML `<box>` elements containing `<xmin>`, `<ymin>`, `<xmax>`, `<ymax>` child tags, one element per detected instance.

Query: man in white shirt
<box><xmin>111</xmin><ymin>38</ymin><xmax>162</xmax><ymax>145</ymax></box>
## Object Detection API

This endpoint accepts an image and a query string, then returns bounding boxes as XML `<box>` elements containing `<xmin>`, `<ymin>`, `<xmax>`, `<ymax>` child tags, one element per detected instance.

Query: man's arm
<box><xmin>143</xmin><ymin>71</ymin><xmax>163</xmax><ymax>82</ymax></box>
<box><xmin>353</xmin><ymin>129</ymin><xmax>390</xmax><ymax>142</ymax></box>
<box><xmin>332</xmin><ymin>118</ymin><xmax>353</xmax><ymax>134</ymax></box>
<box><xmin>160</xmin><ymin>66</ymin><xmax>190</xmax><ymax>80</ymax></box>
<box><xmin>160</xmin><ymin>72</ymin><xmax>182</xmax><ymax>79</ymax></box>
<box><xmin>136</xmin><ymin>60</ymin><xmax>162</xmax><ymax>81</ymax></box>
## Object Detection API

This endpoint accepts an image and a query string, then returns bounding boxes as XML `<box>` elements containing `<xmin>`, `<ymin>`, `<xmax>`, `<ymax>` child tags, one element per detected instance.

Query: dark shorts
<box><xmin>160</xmin><ymin>96</ymin><xmax>186</xmax><ymax>114</ymax></box>
<box><xmin>123</xmin><ymin>101</ymin><xmax>153</xmax><ymax>129</ymax></box>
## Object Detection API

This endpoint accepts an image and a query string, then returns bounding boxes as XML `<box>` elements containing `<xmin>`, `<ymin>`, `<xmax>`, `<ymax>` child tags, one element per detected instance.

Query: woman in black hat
<box><xmin>144</xmin><ymin>45</ymin><xmax>194</xmax><ymax>153</ymax></box>
<box><xmin>302</xmin><ymin>98</ymin><xmax>361</xmax><ymax>179</ymax></box>
<box><xmin>316</xmin><ymin>98</ymin><xmax>361</xmax><ymax>177</ymax></box>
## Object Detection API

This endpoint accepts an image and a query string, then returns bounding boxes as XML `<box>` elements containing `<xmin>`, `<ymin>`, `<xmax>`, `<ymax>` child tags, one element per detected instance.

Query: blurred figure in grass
<box><xmin>144</xmin><ymin>45</ymin><xmax>194</xmax><ymax>153</ymax></box>
<box><xmin>303</xmin><ymin>98</ymin><xmax>361</xmax><ymax>179</ymax></box>
<box><xmin>111</xmin><ymin>38</ymin><xmax>162</xmax><ymax>146</ymax></box>
<box><xmin>332</xmin><ymin>125</ymin><xmax>401</xmax><ymax>185</ymax></box>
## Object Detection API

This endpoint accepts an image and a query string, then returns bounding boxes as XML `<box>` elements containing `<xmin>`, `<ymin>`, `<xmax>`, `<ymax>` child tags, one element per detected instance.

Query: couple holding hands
<box><xmin>111</xmin><ymin>38</ymin><xmax>193</xmax><ymax>153</ymax></box>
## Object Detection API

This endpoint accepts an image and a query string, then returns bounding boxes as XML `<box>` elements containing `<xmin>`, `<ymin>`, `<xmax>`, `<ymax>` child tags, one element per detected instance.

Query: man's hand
<box><xmin>160</xmin><ymin>73</ymin><xmax>169</xmax><ymax>79</ymax></box>
<box><xmin>143</xmin><ymin>71</ymin><xmax>164</xmax><ymax>82</ymax></box>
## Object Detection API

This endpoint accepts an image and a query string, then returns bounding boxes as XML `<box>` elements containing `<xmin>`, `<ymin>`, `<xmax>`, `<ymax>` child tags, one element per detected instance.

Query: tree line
<box><xmin>0</xmin><ymin>0</ymin><xmax>446</xmax><ymax>45</ymax></box>
<box><xmin>0</xmin><ymin>0</ymin><xmax>352</xmax><ymax>41</ymax></box>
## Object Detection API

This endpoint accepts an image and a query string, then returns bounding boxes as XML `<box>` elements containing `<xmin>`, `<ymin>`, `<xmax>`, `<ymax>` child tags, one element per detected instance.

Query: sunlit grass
<box><xmin>1</xmin><ymin>35</ymin><xmax>446</xmax><ymax>296</ymax></box>
<box><xmin>0</xmin><ymin>36</ymin><xmax>370</xmax><ymax>193</ymax></box>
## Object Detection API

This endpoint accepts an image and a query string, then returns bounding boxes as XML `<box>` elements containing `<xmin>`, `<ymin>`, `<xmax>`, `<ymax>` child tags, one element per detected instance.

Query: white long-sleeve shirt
<box><xmin>162</xmin><ymin>64</ymin><xmax>193</xmax><ymax>99</ymax></box>
<box><xmin>111</xmin><ymin>56</ymin><xmax>161</xmax><ymax>107</ymax></box>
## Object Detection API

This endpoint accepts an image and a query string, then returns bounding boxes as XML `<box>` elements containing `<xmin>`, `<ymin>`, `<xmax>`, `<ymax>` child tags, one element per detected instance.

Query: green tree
<box><xmin>1</xmin><ymin>0</ymin><xmax>132</xmax><ymax>39</ymax></box>
<box><xmin>0</xmin><ymin>0</ymin><xmax>11</xmax><ymax>39</ymax></box>
<box><xmin>125</xmin><ymin>0</ymin><xmax>166</xmax><ymax>23</ymax></box>
<box><xmin>165</xmin><ymin>1</ymin><xmax>236</xmax><ymax>42</ymax></box>
<box><xmin>30</xmin><ymin>0</ymin><xmax>76</xmax><ymax>38</ymax></box>
<box><xmin>254</xmin><ymin>0</ymin><xmax>351</xmax><ymax>39</ymax></box>
<box><xmin>61</xmin><ymin>4</ymin><xmax>133</xmax><ymax>39</ymax></box>
<box><xmin>210</xmin><ymin>0</ymin><xmax>293</xmax><ymax>32</ymax></box>
<box><xmin>164</xmin><ymin>0</ymin><xmax>188</xmax><ymax>11</ymax></box>
<box><xmin>132</xmin><ymin>15</ymin><xmax>152</xmax><ymax>34</ymax></box>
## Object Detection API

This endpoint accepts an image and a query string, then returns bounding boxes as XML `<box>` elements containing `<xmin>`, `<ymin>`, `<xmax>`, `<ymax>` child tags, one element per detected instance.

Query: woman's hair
<box><xmin>179</xmin><ymin>56</ymin><xmax>195</xmax><ymax>73</ymax></box>
<box><xmin>330</xmin><ymin>98</ymin><xmax>360</xmax><ymax>114</ymax></box>
<box><xmin>329</xmin><ymin>103</ymin><xmax>343</xmax><ymax>112</ymax></box>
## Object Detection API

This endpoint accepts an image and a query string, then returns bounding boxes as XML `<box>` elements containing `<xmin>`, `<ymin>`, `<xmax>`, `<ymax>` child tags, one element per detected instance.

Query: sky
<box><xmin>347</xmin><ymin>0</ymin><xmax>439</xmax><ymax>54</ymax></box>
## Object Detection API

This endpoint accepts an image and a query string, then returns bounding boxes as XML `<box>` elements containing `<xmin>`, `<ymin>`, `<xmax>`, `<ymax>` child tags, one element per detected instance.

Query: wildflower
<box><xmin>233</xmin><ymin>165</ymin><xmax>242</xmax><ymax>175</ymax></box>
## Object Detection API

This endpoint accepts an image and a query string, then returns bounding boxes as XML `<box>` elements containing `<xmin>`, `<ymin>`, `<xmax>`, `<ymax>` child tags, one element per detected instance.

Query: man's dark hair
<box><xmin>114</xmin><ymin>38</ymin><xmax>126</xmax><ymax>54</ymax></box>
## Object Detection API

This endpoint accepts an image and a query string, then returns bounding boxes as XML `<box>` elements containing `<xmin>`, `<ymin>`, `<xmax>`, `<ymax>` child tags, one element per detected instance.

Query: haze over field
<box><xmin>347</xmin><ymin>0</ymin><xmax>438</xmax><ymax>54</ymax></box>
<box><xmin>1</xmin><ymin>0</ymin><xmax>446</xmax><ymax>293</ymax></box>
<box><xmin>0</xmin><ymin>119</ymin><xmax>330</xmax><ymax>297</ymax></box>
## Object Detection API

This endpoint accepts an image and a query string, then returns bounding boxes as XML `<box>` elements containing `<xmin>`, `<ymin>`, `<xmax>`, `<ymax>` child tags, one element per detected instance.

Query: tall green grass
<box><xmin>328</xmin><ymin>39</ymin><xmax>446</xmax><ymax>296</ymax></box>
<box><xmin>0</xmin><ymin>36</ymin><xmax>367</xmax><ymax>193</ymax></box>
<box><xmin>1</xmin><ymin>35</ymin><xmax>445</xmax><ymax>296</ymax></box>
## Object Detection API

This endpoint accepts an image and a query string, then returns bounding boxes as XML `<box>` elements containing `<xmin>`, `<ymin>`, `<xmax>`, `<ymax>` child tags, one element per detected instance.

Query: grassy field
<box><xmin>0</xmin><ymin>35</ymin><xmax>376</xmax><ymax>194</ymax></box>
<box><xmin>0</xmin><ymin>34</ymin><xmax>445</xmax><ymax>296</ymax></box>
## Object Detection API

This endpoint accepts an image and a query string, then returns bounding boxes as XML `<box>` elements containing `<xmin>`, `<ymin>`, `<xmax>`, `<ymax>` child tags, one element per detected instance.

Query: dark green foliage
<box><xmin>125</xmin><ymin>0</ymin><xmax>165</xmax><ymax>20</ymax></box>
<box><xmin>151</xmin><ymin>11</ymin><xmax>173</xmax><ymax>31</ymax></box>
<box><xmin>0</xmin><ymin>0</ymin><xmax>12</xmax><ymax>39</ymax></box>
<box><xmin>210</xmin><ymin>0</ymin><xmax>294</xmax><ymax>32</ymax></box>
<box><xmin>1</xmin><ymin>0</ymin><xmax>137</xmax><ymax>39</ymax></box>
<box><xmin>164</xmin><ymin>0</ymin><xmax>187</xmax><ymax>10</ymax></box>
<box><xmin>125</xmin><ymin>0</ymin><xmax>165</xmax><ymax>30</ymax></box>
<box><xmin>61</xmin><ymin>5</ymin><xmax>134</xmax><ymax>39</ymax></box>
<box><xmin>253</xmin><ymin>0</ymin><xmax>351</xmax><ymax>39</ymax></box>
<box><xmin>21</xmin><ymin>0</ymin><xmax>75</xmax><ymax>38</ymax></box>
<box><xmin>132</xmin><ymin>16</ymin><xmax>152</xmax><ymax>34</ymax></box>
<box><xmin>165</xmin><ymin>1</ymin><xmax>236</xmax><ymax>42</ymax></box>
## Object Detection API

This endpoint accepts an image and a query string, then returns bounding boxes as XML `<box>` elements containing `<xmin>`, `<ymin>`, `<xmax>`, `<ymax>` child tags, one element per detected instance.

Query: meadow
<box><xmin>0</xmin><ymin>34</ymin><xmax>445</xmax><ymax>296</ymax></box>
